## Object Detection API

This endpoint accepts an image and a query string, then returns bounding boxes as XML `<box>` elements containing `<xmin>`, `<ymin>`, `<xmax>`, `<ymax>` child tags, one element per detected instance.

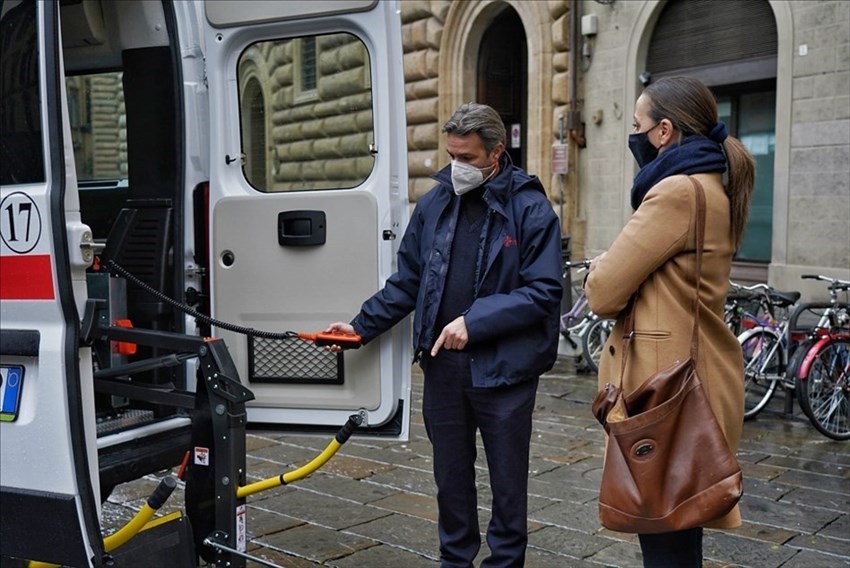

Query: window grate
<box><xmin>248</xmin><ymin>334</ymin><xmax>343</xmax><ymax>385</ymax></box>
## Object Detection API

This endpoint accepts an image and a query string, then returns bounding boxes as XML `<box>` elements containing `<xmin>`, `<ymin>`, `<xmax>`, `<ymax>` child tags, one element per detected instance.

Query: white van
<box><xmin>0</xmin><ymin>1</ymin><xmax>409</xmax><ymax>565</ymax></box>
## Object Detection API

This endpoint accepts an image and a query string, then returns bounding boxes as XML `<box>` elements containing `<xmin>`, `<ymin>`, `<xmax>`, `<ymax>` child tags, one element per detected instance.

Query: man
<box><xmin>327</xmin><ymin>103</ymin><xmax>562</xmax><ymax>567</ymax></box>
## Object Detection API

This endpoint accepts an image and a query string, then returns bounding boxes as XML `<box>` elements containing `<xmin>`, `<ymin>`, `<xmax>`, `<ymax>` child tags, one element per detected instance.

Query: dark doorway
<box><xmin>477</xmin><ymin>6</ymin><xmax>527</xmax><ymax>168</ymax></box>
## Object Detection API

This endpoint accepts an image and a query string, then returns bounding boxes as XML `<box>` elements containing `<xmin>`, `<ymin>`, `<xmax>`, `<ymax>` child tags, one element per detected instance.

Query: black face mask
<box><xmin>628</xmin><ymin>123</ymin><xmax>660</xmax><ymax>168</ymax></box>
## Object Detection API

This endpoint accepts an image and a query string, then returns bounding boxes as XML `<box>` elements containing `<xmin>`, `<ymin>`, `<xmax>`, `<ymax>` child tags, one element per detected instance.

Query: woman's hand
<box><xmin>589</xmin><ymin>252</ymin><xmax>607</xmax><ymax>274</ymax></box>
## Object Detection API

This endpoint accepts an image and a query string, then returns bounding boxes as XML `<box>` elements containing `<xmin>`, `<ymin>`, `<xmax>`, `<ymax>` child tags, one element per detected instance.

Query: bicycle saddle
<box><xmin>769</xmin><ymin>290</ymin><xmax>801</xmax><ymax>307</ymax></box>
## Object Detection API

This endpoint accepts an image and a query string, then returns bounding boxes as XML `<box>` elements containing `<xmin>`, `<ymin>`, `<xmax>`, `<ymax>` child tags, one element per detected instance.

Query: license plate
<box><xmin>0</xmin><ymin>365</ymin><xmax>25</xmax><ymax>422</ymax></box>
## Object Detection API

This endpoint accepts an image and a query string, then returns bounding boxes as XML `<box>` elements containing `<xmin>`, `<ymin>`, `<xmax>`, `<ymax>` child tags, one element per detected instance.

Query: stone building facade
<box><xmin>396</xmin><ymin>0</ymin><xmax>848</xmax><ymax>297</ymax></box>
<box><xmin>74</xmin><ymin>0</ymin><xmax>849</xmax><ymax>298</ymax></box>
<box><xmin>574</xmin><ymin>0</ymin><xmax>849</xmax><ymax>295</ymax></box>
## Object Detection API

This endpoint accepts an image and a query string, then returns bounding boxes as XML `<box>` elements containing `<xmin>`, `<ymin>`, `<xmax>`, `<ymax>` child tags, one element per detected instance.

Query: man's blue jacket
<box><xmin>350</xmin><ymin>154</ymin><xmax>563</xmax><ymax>388</ymax></box>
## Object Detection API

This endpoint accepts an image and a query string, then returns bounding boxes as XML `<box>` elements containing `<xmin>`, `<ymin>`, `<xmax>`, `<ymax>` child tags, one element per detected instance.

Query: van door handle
<box><xmin>277</xmin><ymin>211</ymin><xmax>326</xmax><ymax>246</ymax></box>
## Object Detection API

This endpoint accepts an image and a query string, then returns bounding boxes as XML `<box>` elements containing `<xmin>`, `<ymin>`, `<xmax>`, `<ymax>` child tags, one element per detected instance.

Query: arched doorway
<box><xmin>477</xmin><ymin>6</ymin><xmax>527</xmax><ymax>168</ymax></box>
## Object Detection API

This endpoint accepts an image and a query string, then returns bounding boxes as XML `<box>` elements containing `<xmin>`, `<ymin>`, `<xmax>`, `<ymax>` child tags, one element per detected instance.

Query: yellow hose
<box><xmin>237</xmin><ymin>439</ymin><xmax>342</xmax><ymax>499</ymax></box>
<box><xmin>103</xmin><ymin>503</ymin><xmax>158</xmax><ymax>551</ymax></box>
<box><xmin>237</xmin><ymin>414</ymin><xmax>361</xmax><ymax>499</ymax></box>
<box><xmin>140</xmin><ymin>510</ymin><xmax>183</xmax><ymax>532</ymax></box>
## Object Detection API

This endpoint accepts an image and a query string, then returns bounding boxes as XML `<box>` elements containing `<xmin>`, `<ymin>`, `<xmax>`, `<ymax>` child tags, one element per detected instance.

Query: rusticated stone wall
<box><xmin>400</xmin><ymin>1</ymin><xmax>450</xmax><ymax>202</ymax></box>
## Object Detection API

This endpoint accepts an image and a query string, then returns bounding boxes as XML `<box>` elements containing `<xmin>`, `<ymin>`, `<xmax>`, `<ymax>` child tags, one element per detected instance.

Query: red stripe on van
<box><xmin>0</xmin><ymin>255</ymin><xmax>55</xmax><ymax>300</ymax></box>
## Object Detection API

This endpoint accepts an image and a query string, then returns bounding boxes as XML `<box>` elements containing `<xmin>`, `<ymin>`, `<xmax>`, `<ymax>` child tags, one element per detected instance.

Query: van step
<box><xmin>96</xmin><ymin>409</ymin><xmax>156</xmax><ymax>437</ymax></box>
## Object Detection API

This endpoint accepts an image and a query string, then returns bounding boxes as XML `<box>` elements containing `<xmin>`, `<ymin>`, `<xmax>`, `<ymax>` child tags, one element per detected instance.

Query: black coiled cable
<box><xmin>104</xmin><ymin>259</ymin><xmax>298</xmax><ymax>340</ymax></box>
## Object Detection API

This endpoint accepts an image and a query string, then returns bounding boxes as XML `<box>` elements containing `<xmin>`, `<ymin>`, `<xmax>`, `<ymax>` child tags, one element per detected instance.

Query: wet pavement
<box><xmin>105</xmin><ymin>357</ymin><xmax>850</xmax><ymax>567</ymax></box>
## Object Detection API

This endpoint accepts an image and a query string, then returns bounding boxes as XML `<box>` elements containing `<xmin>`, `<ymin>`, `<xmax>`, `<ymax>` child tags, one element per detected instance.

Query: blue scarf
<box><xmin>630</xmin><ymin>123</ymin><xmax>728</xmax><ymax>210</ymax></box>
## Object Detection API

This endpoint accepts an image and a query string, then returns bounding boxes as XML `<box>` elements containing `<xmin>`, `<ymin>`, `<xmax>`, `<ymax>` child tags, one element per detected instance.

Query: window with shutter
<box><xmin>646</xmin><ymin>0</ymin><xmax>777</xmax><ymax>266</ymax></box>
<box><xmin>647</xmin><ymin>0</ymin><xmax>777</xmax><ymax>81</ymax></box>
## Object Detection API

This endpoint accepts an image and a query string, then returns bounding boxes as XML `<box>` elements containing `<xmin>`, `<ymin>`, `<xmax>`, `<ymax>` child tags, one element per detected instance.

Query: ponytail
<box><xmin>722</xmin><ymin>136</ymin><xmax>755</xmax><ymax>250</ymax></box>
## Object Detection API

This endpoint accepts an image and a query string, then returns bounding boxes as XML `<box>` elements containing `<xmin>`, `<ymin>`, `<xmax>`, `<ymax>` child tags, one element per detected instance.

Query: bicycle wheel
<box><xmin>796</xmin><ymin>338</ymin><xmax>850</xmax><ymax>440</ymax></box>
<box><xmin>582</xmin><ymin>318</ymin><xmax>612</xmax><ymax>375</ymax></box>
<box><xmin>739</xmin><ymin>328</ymin><xmax>784</xmax><ymax>419</ymax></box>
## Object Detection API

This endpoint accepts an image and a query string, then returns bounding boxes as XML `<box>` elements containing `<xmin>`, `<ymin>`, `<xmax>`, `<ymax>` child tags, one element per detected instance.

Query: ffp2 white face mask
<box><xmin>451</xmin><ymin>160</ymin><xmax>496</xmax><ymax>195</ymax></box>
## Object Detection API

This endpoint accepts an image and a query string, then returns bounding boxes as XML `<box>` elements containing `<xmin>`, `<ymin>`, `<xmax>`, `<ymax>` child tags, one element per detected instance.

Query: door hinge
<box><xmin>79</xmin><ymin>230</ymin><xmax>105</xmax><ymax>264</ymax></box>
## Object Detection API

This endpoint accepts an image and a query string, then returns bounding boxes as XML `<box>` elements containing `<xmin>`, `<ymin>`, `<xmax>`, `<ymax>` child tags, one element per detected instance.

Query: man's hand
<box><xmin>324</xmin><ymin>322</ymin><xmax>356</xmax><ymax>353</ymax></box>
<box><xmin>325</xmin><ymin>322</ymin><xmax>355</xmax><ymax>335</ymax></box>
<box><xmin>431</xmin><ymin>316</ymin><xmax>468</xmax><ymax>356</ymax></box>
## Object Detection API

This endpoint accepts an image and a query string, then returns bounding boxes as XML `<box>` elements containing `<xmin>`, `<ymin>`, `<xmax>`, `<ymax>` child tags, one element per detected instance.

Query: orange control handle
<box><xmin>298</xmin><ymin>331</ymin><xmax>362</xmax><ymax>349</ymax></box>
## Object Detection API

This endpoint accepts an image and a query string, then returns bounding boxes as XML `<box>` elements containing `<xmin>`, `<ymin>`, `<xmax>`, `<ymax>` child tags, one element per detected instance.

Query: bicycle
<box><xmin>582</xmin><ymin>316</ymin><xmax>614</xmax><ymax>375</ymax></box>
<box><xmin>789</xmin><ymin>275</ymin><xmax>850</xmax><ymax>440</ymax></box>
<box><xmin>735</xmin><ymin>283</ymin><xmax>801</xmax><ymax>419</ymax></box>
<box><xmin>725</xmin><ymin>281</ymin><xmax>785</xmax><ymax>336</ymax></box>
<box><xmin>560</xmin><ymin>260</ymin><xmax>613</xmax><ymax>374</ymax></box>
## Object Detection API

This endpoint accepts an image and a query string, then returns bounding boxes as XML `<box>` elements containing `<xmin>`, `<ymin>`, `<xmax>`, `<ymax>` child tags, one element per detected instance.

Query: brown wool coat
<box><xmin>585</xmin><ymin>172</ymin><xmax>744</xmax><ymax>530</ymax></box>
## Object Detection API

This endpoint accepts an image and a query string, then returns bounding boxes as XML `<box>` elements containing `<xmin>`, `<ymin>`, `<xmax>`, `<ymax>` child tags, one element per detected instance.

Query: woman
<box><xmin>584</xmin><ymin>76</ymin><xmax>755</xmax><ymax>566</ymax></box>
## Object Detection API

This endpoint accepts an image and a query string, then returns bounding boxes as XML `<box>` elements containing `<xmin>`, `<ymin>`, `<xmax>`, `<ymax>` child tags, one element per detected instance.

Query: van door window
<box><xmin>64</xmin><ymin>71</ymin><xmax>129</xmax><ymax>239</ymax></box>
<box><xmin>65</xmin><ymin>72</ymin><xmax>128</xmax><ymax>181</ymax></box>
<box><xmin>0</xmin><ymin>0</ymin><xmax>44</xmax><ymax>185</ymax></box>
<box><xmin>237</xmin><ymin>32</ymin><xmax>374</xmax><ymax>191</ymax></box>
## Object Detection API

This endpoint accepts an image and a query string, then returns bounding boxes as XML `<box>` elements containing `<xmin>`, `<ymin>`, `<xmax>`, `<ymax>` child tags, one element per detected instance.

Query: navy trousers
<box><xmin>421</xmin><ymin>350</ymin><xmax>538</xmax><ymax>568</ymax></box>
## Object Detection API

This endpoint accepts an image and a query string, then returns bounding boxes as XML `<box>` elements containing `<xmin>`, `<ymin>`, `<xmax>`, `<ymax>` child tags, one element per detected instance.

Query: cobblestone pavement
<box><xmin>104</xmin><ymin>357</ymin><xmax>850</xmax><ymax>567</ymax></box>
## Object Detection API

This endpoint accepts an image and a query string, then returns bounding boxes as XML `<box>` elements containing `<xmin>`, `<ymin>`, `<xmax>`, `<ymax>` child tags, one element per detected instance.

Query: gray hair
<box><xmin>442</xmin><ymin>103</ymin><xmax>506</xmax><ymax>153</ymax></box>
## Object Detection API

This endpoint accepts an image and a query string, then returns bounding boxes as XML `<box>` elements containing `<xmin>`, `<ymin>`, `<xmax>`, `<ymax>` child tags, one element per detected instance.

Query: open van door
<box><xmin>0</xmin><ymin>1</ymin><xmax>103</xmax><ymax>564</ymax></box>
<box><xmin>203</xmin><ymin>1</ymin><xmax>411</xmax><ymax>436</ymax></box>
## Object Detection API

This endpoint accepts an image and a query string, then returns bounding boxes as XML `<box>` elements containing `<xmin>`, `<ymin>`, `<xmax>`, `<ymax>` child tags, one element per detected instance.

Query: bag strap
<box><xmin>618</xmin><ymin>177</ymin><xmax>707</xmax><ymax>386</ymax></box>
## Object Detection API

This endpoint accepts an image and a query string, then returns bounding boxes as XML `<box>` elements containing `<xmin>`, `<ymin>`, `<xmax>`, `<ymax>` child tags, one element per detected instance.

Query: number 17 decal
<box><xmin>1</xmin><ymin>192</ymin><xmax>42</xmax><ymax>254</ymax></box>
